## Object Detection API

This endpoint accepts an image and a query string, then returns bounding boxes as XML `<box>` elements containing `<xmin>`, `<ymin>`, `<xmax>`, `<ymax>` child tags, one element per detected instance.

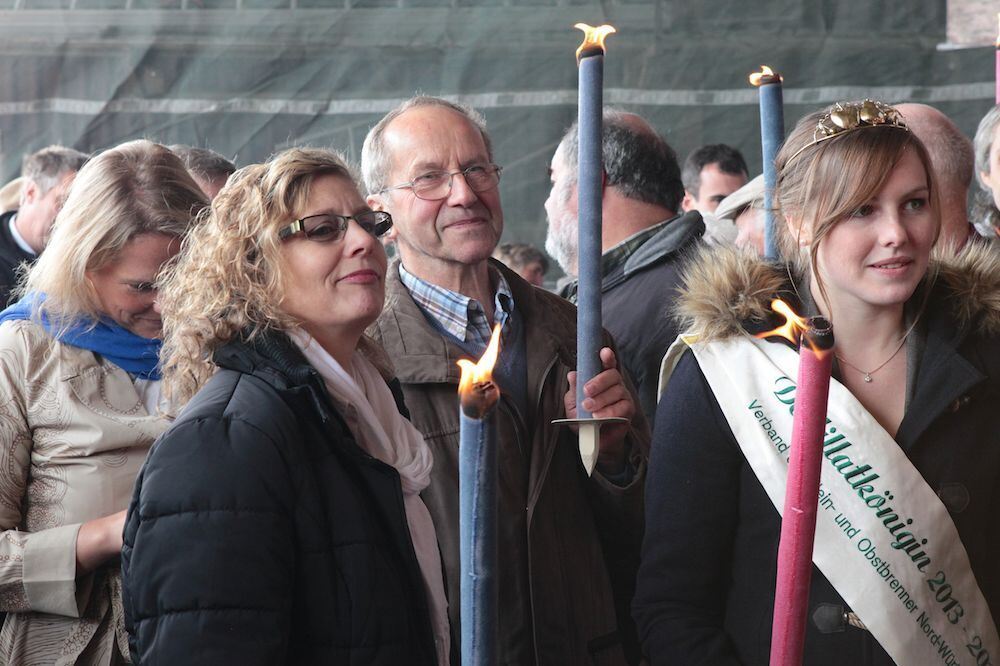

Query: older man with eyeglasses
<box><xmin>362</xmin><ymin>96</ymin><xmax>648</xmax><ymax>666</ymax></box>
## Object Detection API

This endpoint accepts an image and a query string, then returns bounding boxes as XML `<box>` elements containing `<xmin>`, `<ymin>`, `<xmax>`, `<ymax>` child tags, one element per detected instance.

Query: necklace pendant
<box><xmin>863</xmin><ymin>373</ymin><xmax>873</xmax><ymax>383</ymax></box>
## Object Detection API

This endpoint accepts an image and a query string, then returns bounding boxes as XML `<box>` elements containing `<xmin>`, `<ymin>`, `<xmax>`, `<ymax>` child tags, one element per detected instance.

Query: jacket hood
<box><xmin>213</xmin><ymin>329</ymin><xmax>318</xmax><ymax>391</ymax></box>
<box><xmin>675</xmin><ymin>239</ymin><xmax>1000</xmax><ymax>342</ymax></box>
<box><xmin>212</xmin><ymin>329</ymin><xmax>409</xmax><ymax>427</ymax></box>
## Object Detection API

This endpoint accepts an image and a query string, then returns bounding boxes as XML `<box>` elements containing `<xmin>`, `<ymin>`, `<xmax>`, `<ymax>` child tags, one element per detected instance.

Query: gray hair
<box><xmin>974</xmin><ymin>105</ymin><xmax>1000</xmax><ymax>188</ymax></box>
<box><xmin>22</xmin><ymin>145</ymin><xmax>89</xmax><ymax>195</ymax></box>
<box><xmin>973</xmin><ymin>105</ymin><xmax>1000</xmax><ymax>230</ymax></box>
<box><xmin>556</xmin><ymin>108</ymin><xmax>684</xmax><ymax>212</ymax></box>
<box><xmin>168</xmin><ymin>144</ymin><xmax>236</xmax><ymax>182</ymax></box>
<box><xmin>361</xmin><ymin>95</ymin><xmax>493</xmax><ymax>195</ymax></box>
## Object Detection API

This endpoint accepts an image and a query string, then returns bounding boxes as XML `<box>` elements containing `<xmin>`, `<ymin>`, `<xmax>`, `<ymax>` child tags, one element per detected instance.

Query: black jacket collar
<box><xmin>212</xmin><ymin>330</ymin><xmax>346</xmax><ymax>430</ymax></box>
<box><xmin>212</xmin><ymin>329</ymin><xmax>410</xmax><ymax>424</ymax></box>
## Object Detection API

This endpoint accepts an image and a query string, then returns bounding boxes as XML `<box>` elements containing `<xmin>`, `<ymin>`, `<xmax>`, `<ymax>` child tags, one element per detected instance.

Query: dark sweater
<box><xmin>0</xmin><ymin>210</ymin><xmax>35</xmax><ymax>306</ymax></box>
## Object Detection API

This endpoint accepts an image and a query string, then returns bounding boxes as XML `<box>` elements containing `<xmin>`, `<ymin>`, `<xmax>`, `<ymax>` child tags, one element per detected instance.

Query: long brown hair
<box><xmin>773</xmin><ymin>103</ymin><xmax>941</xmax><ymax>310</ymax></box>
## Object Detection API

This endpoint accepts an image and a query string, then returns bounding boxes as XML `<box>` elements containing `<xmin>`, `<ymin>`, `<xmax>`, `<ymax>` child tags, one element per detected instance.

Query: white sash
<box><xmin>658</xmin><ymin>333</ymin><xmax>1000</xmax><ymax>666</ymax></box>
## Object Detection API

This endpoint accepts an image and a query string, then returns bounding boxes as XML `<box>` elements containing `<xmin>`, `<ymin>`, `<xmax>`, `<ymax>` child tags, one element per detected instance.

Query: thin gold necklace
<box><xmin>835</xmin><ymin>334</ymin><xmax>909</xmax><ymax>383</ymax></box>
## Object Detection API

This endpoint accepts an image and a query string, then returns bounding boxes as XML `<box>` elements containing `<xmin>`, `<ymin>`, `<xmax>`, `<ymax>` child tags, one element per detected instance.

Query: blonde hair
<box><xmin>773</xmin><ymin>103</ymin><xmax>941</xmax><ymax>308</ymax></box>
<box><xmin>157</xmin><ymin>146</ymin><xmax>357</xmax><ymax>407</ymax></box>
<box><xmin>22</xmin><ymin>139</ymin><xmax>207</xmax><ymax>331</ymax></box>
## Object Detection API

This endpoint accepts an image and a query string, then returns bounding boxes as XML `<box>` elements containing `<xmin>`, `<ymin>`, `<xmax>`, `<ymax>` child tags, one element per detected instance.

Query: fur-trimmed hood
<box><xmin>674</xmin><ymin>238</ymin><xmax>1000</xmax><ymax>342</ymax></box>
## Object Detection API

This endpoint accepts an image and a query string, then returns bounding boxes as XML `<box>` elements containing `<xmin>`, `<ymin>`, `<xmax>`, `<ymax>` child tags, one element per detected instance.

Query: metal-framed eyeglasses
<box><xmin>378</xmin><ymin>164</ymin><xmax>503</xmax><ymax>201</ymax></box>
<box><xmin>278</xmin><ymin>210</ymin><xmax>393</xmax><ymax>243</ymax></box>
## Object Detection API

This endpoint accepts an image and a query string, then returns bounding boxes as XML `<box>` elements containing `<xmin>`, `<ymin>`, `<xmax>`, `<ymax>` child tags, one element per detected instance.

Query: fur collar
<box><xmin>675</xmin><ymin>238</ymin><xmax>1000</xmax><ymax>342</ymax></box>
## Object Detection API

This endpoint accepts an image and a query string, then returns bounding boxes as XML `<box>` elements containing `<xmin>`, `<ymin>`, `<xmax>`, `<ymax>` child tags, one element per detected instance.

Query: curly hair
<box><xmin>157</xmin><ymin>147</ymin><xmax>356</xmax><ymax>407</ymax></box>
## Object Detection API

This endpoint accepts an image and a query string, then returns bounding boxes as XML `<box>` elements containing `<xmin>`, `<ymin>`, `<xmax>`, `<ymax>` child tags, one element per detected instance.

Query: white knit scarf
<box><xmin>290</xmin><ymin>330</ymin><xmax>450</xmax><ymax>665</ymax></box>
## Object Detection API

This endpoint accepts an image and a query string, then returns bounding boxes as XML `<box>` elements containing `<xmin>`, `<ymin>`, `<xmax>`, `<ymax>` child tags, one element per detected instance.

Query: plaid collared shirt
<box><xmin>398</xmin><ymin>262</ymin><xmax>514</xmax><ymax>353</ymax></box>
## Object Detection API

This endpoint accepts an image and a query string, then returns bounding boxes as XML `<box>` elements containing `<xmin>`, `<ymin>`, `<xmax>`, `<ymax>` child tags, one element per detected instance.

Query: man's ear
<box><xmin>20</xmin><ymin>180</ymin><xmax>38</xmax><ymax>207</ymax></box>
<box><xmin>681</xmin><ymin>191</ymin><xmax>694</xmax><ymax>212</ymax></box>
<box><xmin>367</xmin><ymin>193</ymin><xmax>384</xmax><ymax>212</ymax></box>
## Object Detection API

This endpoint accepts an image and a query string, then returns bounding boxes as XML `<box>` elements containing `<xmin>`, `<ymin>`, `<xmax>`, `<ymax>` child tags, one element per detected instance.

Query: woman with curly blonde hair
<box><xmin>0</xmin><ymin>138</ymin><xmax>206</xmax><ymax>664</ymax></box>
<box><xmin>121</xmin><ymin>147</ymin><xmax>448</xmax><ymax>665</ymax></box>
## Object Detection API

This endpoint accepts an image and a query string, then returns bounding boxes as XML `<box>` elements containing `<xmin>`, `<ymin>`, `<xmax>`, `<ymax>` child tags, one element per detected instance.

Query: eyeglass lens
<box><xmin>301</xmin><ymin>212</ymin><xmax>392</xmax><ymax>241</ymax></box>
<box><xmin>412</xmin><ymin>165</ymin><xmax>500</xmax><ymax>200</ymax></box>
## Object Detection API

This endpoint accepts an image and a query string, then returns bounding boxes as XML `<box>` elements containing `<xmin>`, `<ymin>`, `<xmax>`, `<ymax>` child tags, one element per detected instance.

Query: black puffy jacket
<box><xmin>121</xmin><ymin>332</ymin><xmax>439</xmax><ymax>665</ymax></box>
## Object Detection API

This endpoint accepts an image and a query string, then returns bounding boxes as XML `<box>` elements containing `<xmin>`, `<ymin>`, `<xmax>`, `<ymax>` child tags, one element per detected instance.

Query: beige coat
<box><xmin>0</xmin><ymin>320</ymin><xmax>168</xmax><ymax>665</ymax></box>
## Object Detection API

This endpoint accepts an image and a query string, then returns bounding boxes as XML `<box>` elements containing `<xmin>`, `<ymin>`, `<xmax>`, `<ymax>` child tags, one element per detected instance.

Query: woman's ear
<box><xmin>784</xmin><ymin>213</ymin><xmax>812</xmax><ymax>248</ymax></box>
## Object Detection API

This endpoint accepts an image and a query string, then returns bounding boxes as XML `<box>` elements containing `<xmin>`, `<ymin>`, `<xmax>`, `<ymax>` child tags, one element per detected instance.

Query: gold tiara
<box><xmin>786</xmin><ymin>99</ymin><xmax>909</xmax><ymax>164</ymax></box>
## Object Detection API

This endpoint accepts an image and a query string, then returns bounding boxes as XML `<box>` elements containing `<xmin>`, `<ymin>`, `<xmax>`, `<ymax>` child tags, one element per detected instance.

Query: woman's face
<box><xmin>279</xmin><ymin>174</ymin><xmax>387</xmax><ymax>351</ymax></box>
<box><xmin>813</xmin><ymin>149</ymin><xmax>937</xmax><ymax>314</ymax></box>
<box><xmin>980</xmin><ymin>123</ymin><xmax>1000</xmax><ymax>209</ymax></box>
<box><xmin>87</xmin><ymin>232</ymin><xmax>180</xmax><ymax>339</ymax></box>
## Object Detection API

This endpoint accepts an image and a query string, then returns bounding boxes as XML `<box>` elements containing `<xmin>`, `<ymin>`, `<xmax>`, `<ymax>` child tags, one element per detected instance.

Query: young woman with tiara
<box><xmin>634</xmin><ymin>100</ymin><xmax>1000</xmax><ymax>665</ymax></box>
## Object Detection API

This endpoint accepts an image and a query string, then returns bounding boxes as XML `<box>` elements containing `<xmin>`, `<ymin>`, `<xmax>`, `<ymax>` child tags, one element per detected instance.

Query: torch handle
<box><xmin>759</xmin><ymin>81</ymin><xmax>785</xmax><ymax>262</ymax></box>
<box><xmin>577</xmin><ymin>53</ymin><xmax>604</xmax><ymax>419</ymax></box>
<box><xmin>769</xmin><ymin>344</ymin><xmax>833</xmax><ymax>666</ymax></box>
<box><xmin>459</xmin><ymin>410</ymin><xmax>498</xmax><ymax>665</ymax></box>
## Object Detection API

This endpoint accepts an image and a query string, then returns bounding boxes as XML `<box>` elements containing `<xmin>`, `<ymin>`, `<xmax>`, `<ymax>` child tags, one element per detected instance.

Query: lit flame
<box><xmin>749</xmin><ymin>65</ymin><xmax>781</xmax><ymax>87</ymax></box>
<box><xmin>575</xmin><ymin>23</ymin><xmax>616</xmax><ymax>60</ymax></box>
<box><xmin>755</xmin><ymin>299</ymin><xmax>809</xmax><ymax>346</ymax></box>
<box><xmin>457</xmin><ymin>324</ymin><xmax>502</xmax><ymax>396</ymax></box>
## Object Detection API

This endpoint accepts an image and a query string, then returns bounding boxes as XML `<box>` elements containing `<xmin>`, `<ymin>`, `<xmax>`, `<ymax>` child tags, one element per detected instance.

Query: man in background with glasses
<box><xmin>363</xmin><ymin>96</ymin><xmax>647</xmax><ymax>666</ymax></box>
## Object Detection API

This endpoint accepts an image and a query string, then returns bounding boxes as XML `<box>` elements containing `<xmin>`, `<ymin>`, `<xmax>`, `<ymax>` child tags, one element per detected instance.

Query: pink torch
<box><xmin>758</xmin><ymin>300</ymin><xmax>835</xmax><ymax>666</ymax></box>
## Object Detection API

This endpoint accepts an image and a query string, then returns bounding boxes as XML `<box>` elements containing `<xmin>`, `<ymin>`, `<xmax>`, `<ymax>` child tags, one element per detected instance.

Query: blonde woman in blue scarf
<box><xmin>0</xmin><ymin>139</ymin><xmax>206</xmax><ymax>664</ymax></box>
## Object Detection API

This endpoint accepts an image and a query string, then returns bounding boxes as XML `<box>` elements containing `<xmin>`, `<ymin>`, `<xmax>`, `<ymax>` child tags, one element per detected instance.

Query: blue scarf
<box><xmin>0</xmin><ymin>293</ymin><xmax>162</xmax><ymax>379</ymax></box>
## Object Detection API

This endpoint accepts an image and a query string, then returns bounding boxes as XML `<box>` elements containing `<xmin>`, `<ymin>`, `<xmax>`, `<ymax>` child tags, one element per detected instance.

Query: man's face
<box><xmin>543</xmin><ymin>147</ymin><xmax>580</xmax><ymax>276</ymax></box>
<box><xmin>734</xmin><ymin>206</ymin><xmax>765</xmax><ymax>256</ymax></box>
<box><xmin>369</xmin><ymin>106</ymin><xmax>503</xmax><ymax>277</ymax></box>
<box><xmin>20</xmin><ymin>171</ymin><xmax>76</xmax><ymax>248</ymax></box>
<box><xmin>683</xmin><ymin>163</ymin><xmax>747</xmax><ymax>214</ymax></box>
<box><xmin>518</xmin><ymin>261</ymin><xmax>546</xmax><ymax>287</ymax></box>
